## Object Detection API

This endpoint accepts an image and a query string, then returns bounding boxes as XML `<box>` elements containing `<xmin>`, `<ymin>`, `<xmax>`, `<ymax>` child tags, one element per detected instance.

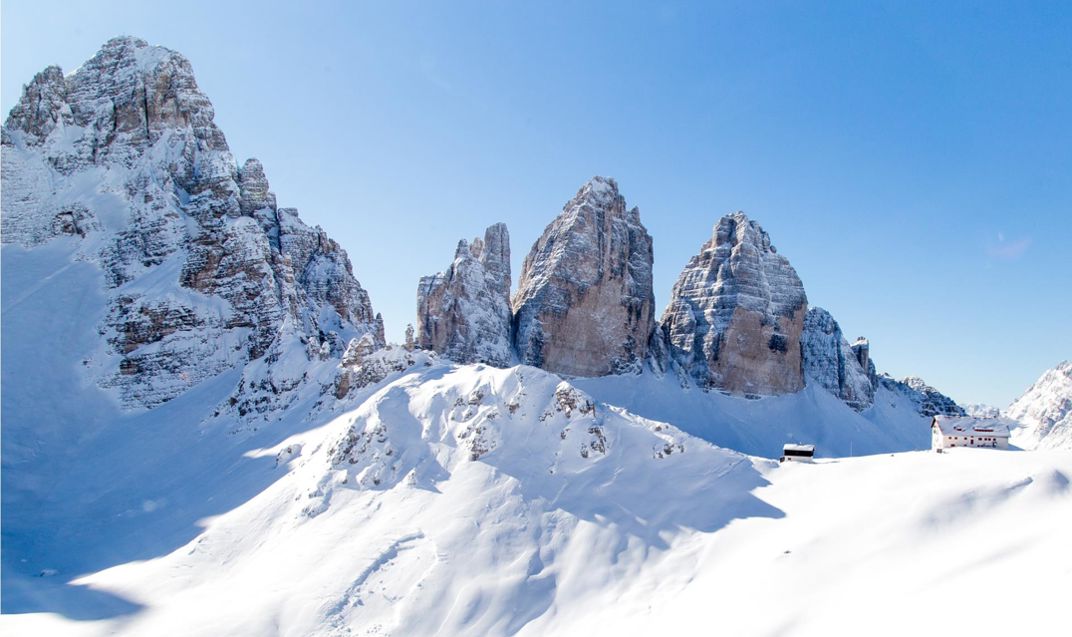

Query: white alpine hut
<box><xmin>781</xmin><ymin>443</ymin><xmax>815</xmax><ymax>462</ymax></box>
<box><xmin>931</xmin><ymin>415</ymin><xmax>1010</xmax><ymax>450</ymax></box>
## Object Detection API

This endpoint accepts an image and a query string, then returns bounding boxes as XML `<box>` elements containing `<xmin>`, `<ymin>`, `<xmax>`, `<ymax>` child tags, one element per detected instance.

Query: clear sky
<box><xmin>3</xmin><ymin>1</ymin><xmax>1070</xmax><ymax>407</ymax></box>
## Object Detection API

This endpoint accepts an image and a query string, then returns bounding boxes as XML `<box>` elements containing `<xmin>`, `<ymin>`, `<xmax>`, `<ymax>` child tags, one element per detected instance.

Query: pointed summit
<box><xmin>512</xmin><ymin>176</ymin><xmax>655</xmax><ymax>376</ymax></box>
<box><xmin>417</xmin><ymin>223</ymin><xmax>514</xmax><ymax>367</ymax></box>
<box><xmin>660</xmin><ymin>212</ymin><xmax>808</xmax><ymax>395</ymax></box>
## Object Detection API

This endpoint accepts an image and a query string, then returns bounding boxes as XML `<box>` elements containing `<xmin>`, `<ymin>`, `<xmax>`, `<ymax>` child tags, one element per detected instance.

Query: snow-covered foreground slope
<box><xmin>5</xmin><ymin>400</ymin><xmax>1070</xmax><ymax>637</ymax></box>
<box><xmin>575</xmin><ymin>371</ymin><xmax>932</xmax><ymax>459</ymax></box>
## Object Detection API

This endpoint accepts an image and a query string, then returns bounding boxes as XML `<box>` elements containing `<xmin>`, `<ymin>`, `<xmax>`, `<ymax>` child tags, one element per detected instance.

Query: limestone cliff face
<box><xmin>801</xmin><ymin>308</ymin><xmax>875</xmax><ymax>410</ymax></box>
<box><xmin>512</xmin><ymin>177</ymin><xmax>655</xmax><ymax>376</ymax></box>
<box><xmin>417</xmin><ymin>223</ymin><xmax>513</xmax><ymax>367</ymax></box>
<box><xmin>660</xmin><ymin>212</ymin><xmax>807</xmax><ymax>395</ymax></box>
<box><xmin>2</xmin><ymin>37</ymin><xmax>383</xmax><ymax>412</ymax></box>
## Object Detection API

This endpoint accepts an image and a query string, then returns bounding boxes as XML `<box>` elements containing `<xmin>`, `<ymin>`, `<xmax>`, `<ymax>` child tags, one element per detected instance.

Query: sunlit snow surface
<box><xmin>3</xmin><ymin>244</ymin><xmax>1070</xmax><ymax>636</ymax></box>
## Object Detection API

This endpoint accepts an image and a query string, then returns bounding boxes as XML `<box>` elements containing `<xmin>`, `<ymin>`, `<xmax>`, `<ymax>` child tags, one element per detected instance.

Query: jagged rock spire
<box><xmin>802</xmin><ymin>307</ymin><xmax>875</xmax><ymax>410</ymax></box>
<box><xmin>660</xmin><ymin>212</ymin><xmax>808</xmax><ymax>395</ymax></box>
<box><xmin>417</xmin><ymin>223</ymin><xmax>513</xmax><ymax>367</ymax></box>
<box><xmin>512</xmin><ymin>177</ymin><xmax>655</xmax><ymax>376</ymax></box>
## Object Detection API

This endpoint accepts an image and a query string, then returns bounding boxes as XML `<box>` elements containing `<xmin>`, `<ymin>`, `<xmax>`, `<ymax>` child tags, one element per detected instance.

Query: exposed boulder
<box><xmin>512</xmin><ymin>177</ymin><xmax>655</xmax><ymax>377</ymax></box>
<box><xmin>801</xmin><ymin>308</ymin><xmax>875</xmax><ymax>410</ymax></box>
<box><xmin>416</xmin><ymin>223</ymin><xmax>513</xmax><ymax>367</ymax></box>
<box><xmin>660</xmin><ymin>212</ymin><xmax>807</xmax><ymax>396</ymax></box>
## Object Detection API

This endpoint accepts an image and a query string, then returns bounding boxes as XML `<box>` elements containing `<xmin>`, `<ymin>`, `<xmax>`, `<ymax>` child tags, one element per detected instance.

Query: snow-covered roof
<box><xmin>932</xmin><ymin>415</ymin><xmax>1011</xmax><ymax>437</ymax></box>
<box><xmin>783</xmin><ymin>443</ymin><xmax>815</xmax><ymax>453</ymax></box>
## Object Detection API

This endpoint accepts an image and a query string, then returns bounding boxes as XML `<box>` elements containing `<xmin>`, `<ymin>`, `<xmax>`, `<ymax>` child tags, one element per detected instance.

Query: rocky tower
<box><xmin>512</xmin><ymin>177</ymin><xmax>655</xmax><ymax>376</ymax></box>
<box><xmin>1</xmin><ymin>37</ymin><xmax>383</xmax><ymax>412</ymax></box>
<box><xmin>801</xmin><ymin>308</ymin><xmax>875</xmax><ymax>410</ymax></box>
<box><xmin>660</xmin><ymin>212</ymin><xmax>807</xmax><ymax>395</ymax></box>
<box><xmin>417</xmin><ymin>223</ymin><xmax>513</xmax><ymax>367</ymax></box>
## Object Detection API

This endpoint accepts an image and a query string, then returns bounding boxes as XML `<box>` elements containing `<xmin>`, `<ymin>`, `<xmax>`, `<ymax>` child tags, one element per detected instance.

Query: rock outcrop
<box><xmin>880</xmin><ymin>376</ymin><xmax>965</xmax><ymax>417</ymax></box>
<box><xmin>2</xmin><ymin>37</ymin><xmax>383</xmax><ymax>411</ymax></box>
<box><xmin>512</xmin><ymin>177</ymin><xmax>655</xmax><ymax>376</ymax></box>
<box><xmin>801</xmin><ymin>308</ymin><xmax>875</xmax><ymax>410</ymax></box>
<box><xmin>660</xmin><ymin>212</ymin><xmax>807</xmax><ymax>396</ymax></box>
<box><xmin>1006</xmin><ymin>361</ymin><xmax>1072</xmax><ymax>450</ymax></box>
<box><xmin>416</xmin><ymin>223</ymin><xmax>513</xmax><ymax>367</ymax></box>
<box><xmin>963</xmin><ymin>404</ymin><xmax>1002</xmax><ymax>419</ymax></box>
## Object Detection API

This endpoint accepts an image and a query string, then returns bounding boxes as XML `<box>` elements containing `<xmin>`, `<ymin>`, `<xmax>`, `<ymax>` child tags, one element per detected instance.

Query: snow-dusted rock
<box><xmin>660</xmin><ymin>212</ymin><xmax>807</xmax><ymax>395</ymax></box>
<box><xmin>512</xmin><ymin>177</ymin><xmax>655</xmax><ymax>376</ymax></box>
<box><xmin>879</xmin><ymin>375</ymin><xmax>965</xmax><ymax>417</ymax></box>
<box><xmin>416</xmin><ymin>223</ymin><xmax>513</xmax><ymax>367</ymax></box>
<box><xmin>850</xmin><ymin>337</ymin><xmax>875</xmax><ymax>382</ymax></box>
<box><xmin>1</xmin><ymin>37</ymin><xmax>382</xmax><ymax>410</ymax></box>
<box><xmin>1007</xmin><ymin>361</ymin><xmax>1072</xmax><ymax>449</ymax></box>
<box><xmin>963</xmin><ymin>403</ymin><xmax>1002</xmax><ymax>419</ymax></box>
<box><xmin>334</xmin><ymin>343</ymin><xmax>436</xmax><ymax>401</ymax></box>
<box><xmin>801</xmin><ymin>307</ymin><xmax>874</xmax><ymax>410</ymax></box>
<box><xmin>318</xmin><ymin>364</ymin><xmax>703</xmax><ymax>503</ymax></box>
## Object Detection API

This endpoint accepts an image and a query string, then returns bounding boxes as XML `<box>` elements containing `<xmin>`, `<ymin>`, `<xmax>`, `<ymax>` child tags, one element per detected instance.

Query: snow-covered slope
<box><xmin>575</xmin><ymin>372</ymin><xmax>933</xmax><ymax>458</ymax></box>
<box><xmin>1007</xmin><ymin>361</ymin><xmax>1072</xmax><ymax>450</ymax></box>
<box><xmin>5</xmin><ymin>217</ymin><xmax>1070</xmax><ymax>637</ymax></box>
<box><xmin>10</xmin><ymin>237</ymin><xmax>1066</xmax><ymax>637</ymax></box>
<box><xmin>4</xmin><ymin>354</ymin><xmax>1069</xmax><ymax>637</ymax></box>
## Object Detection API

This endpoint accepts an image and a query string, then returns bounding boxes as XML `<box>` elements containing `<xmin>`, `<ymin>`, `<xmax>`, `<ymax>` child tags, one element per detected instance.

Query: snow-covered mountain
<box><xmin>3</xmin><ymin>353</ymin><xmax>1069</xmax><ymax>635</ymax></box>
<box><xmin>1007</xmin><ymin>361</ymin><xmax>1072</xmax><ymax>449</ymax></box>
<box><xmin>5</xmin><ymin>36</ymin><xmax>1066</xmax><ymax>637</ymax></box>
<box><xmin>1</xmin><ymin>36</ymin><xmax>383</xmax><ymax>417</ymax></box>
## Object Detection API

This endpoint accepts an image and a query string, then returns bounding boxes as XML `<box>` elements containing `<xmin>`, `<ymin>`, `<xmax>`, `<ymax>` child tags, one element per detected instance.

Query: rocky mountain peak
<box><xmin>2</xmin><ymin>37</ymin><xmax>383</xmax><ymax>413</ymax></box>
<box><xmin>4</xmin><ymin>65</ymin><xmax>68</xmax><ymax>143</ymax></box>
<box><xmin>660</xmin><ymin>212</ymin><xmax>808</xmax><ymax>395</ymax></box>
<box><xmin>238</xmin><ymin>158</ymin><xmax>277</xmax><ymax>216</ymax></box>
<box><xmin>801</xmin><ymin>307</ymin><xmax>875</xmax><ymax>410</ymax></box>
<box><xmin>512</xmin><ymin>176</ymin><xmax>655</xmax><ymax>376</ymax></box>
<box><xmin>575</xmin><ymin>175</ymin><xmax>623</xmax><ymax>203</ymax></box>
<box><xmin>880</xmin><ymin>376</ymin><xmax>965</xmax><ymax>417</ymax></box>
<box><xmin>417</xmin><ymin>223</ymin><xmax>513</xmax><ymax>367</ymax></box>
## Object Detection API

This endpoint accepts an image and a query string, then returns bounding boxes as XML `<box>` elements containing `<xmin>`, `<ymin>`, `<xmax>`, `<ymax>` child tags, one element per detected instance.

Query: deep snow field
<box><xmin>3</xmin><ymin>243</ymin><xmax>1071</xmax><ymax>636</ymax></box>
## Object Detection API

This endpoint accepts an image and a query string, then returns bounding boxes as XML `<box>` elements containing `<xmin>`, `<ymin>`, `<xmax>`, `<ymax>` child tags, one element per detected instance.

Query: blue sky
<box><xmin>3</xmin><ymin>1</ymin><xmax>1069</xmax><ymax>406</ymax></box>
